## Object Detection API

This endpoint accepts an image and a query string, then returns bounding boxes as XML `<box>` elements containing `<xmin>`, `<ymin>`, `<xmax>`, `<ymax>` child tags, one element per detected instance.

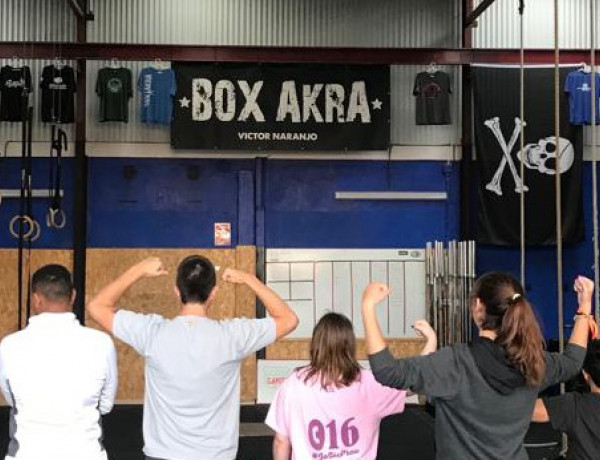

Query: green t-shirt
<box><xmin>96</xmin><ymin>67</ymin><xmax>132</xmax><ymax>122</ymax></box>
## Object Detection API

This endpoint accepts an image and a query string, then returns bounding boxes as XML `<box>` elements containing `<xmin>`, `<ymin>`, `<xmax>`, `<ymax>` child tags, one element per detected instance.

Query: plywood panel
<box><xmin>86</xmin><ymin>247</ymin><xmax>258</xmax><ymax>402</ymax></box>
<box><xmin>0</xmin><ymin>248</ymin><xmax>259</xmax><ymax>404</ymax></box>
<box><xmin>266</xmin><ymin>338</ymin><xmax>426</xmax><ymax>360</ymax></box>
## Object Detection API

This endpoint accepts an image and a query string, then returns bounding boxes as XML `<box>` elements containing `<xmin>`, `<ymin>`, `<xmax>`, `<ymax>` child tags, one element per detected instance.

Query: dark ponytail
<box><xmin>473</xmin><ymin>272</ymin><xmax>546</xmax><ymax>387</ymax></box>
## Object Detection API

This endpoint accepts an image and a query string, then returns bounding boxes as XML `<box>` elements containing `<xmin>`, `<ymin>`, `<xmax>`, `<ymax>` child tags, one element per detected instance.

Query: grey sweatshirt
<box><xmin>369</xmin><ymin>343</ymin><xmax>586</xmax><ymax>460</ymax></box>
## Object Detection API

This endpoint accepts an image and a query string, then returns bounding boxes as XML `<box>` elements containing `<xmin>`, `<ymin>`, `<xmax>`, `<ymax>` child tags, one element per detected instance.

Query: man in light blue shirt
<box><xmin>87</xmin><ymin>255</ymin><xmax>298</xmax><ymax>460</ymax></box>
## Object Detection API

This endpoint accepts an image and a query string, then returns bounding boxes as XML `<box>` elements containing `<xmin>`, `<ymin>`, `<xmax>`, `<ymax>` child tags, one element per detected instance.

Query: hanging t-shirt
<box><xmin>413</xmin><ymin>71</ymin><xmax>452</xmax><ymax>125</ymax></box>
<box><xmin>138</xmin><ymin>67</ymin><xmax>176</xmax><ymax>125</ymax></box>
<box><xmin>40</xmin><ymin>65</ymin><xmax>77</xmax><ymax>124</ymax></box>
<box><xmin>565</xmin><ymin>70</ymin><xmax>600</xmax><ymax>125</ymax></box>
<box><xmin>96</xmin><ymin>67</ymin><xmax>133</xmax><ymax>122</ymax></box>
<box><xmin>0</xmin><ymin>65</ymin><xmax>32</xmax><ymax>122</ymax></box>
<box><xmin>265</xmin><ymin>369</ymin><xmax>406</xmax><ymax>460</ymax></box>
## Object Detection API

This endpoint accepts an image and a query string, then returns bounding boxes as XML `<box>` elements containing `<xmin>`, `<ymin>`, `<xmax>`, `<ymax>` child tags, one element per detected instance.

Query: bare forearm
<box><xmin>362</xmin><ymin>304</ymin><xmax>386</xmax><ymax>354</ymax></box>
<box><xmin>420</xmin><ymin>338</ymin><xmax>437</xmax><ymax>355</ymax></box>
<box><xmin>568</xmin><ymin>276</ymin><xmax>595</xmax><ymax>348</ymax></box>
<box><xmin>531</xmin><ymin>399</ymin><xmax>550</xmax><ymax>423</ymax></box>
<box><xmin>272</xmin><ymin>435</ymin><xmax>291</xmax><ymax>460</ymax></box>
<box><xmin>569</xmin><ymin>316</ymin><xmax>591</xmax><ymax>348</ymax></box>
<box><xmin>569</xmin><ymin>294</ymin><xmax>593</xmax><ymax>347</ymax></box>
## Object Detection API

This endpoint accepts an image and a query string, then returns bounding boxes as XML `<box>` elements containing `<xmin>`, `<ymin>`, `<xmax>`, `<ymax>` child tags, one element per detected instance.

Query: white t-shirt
<box><xmin>113</xmin><ymin>310</ymin><xmax>276</xmax><ymax>460</ymax></box>
<box><xmin>266</xmin><ymin>369</ymin><xmax>406</xmax><ymax>460</ymax></box>
<box><xmin>0</xmin><ymin>312</ymin><xmax>117</xmax><ymax>460</ymax></box>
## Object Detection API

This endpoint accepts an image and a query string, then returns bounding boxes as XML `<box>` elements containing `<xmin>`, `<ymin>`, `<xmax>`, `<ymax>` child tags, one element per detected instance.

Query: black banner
<box><xmin>473</xmin><ymin>66</ymin><xmax>584</xmax><ymax>246</ymax></box>
<box><xmin>171</xmin><ymin>62</ymin><xmax>390</xmax><ymax>150</ymax></box>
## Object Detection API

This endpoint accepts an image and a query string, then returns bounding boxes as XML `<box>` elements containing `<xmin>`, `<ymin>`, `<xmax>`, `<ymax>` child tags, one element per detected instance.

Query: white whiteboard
<box><xmin>266</xmin><ymin>249</ymin><xmax>426</xmax><ymax>339</ymax></box>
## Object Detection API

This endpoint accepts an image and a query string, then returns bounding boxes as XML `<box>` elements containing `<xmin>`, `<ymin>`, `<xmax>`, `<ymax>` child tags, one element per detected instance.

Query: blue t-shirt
<box><xmin>138</xmin><ymin>67</ymin><xmax>176</xmax><ymax>125</ymax></box>
<box><xmin>565</xmin><ymin>70</ymin><xmax>600</xmax><ymax>125</ymax></box>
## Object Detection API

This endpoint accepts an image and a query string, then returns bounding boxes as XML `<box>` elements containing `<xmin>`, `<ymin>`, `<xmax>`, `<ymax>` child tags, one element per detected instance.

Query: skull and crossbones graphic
<box><xmin>484</xmin><ymin>117</ymin><xmax>575</xmax><ymax>196</ymax></box>
<box><xmin>517</xmin><ymin>136</ymin><xmax>575</xmax><ymax>175</ymax></box>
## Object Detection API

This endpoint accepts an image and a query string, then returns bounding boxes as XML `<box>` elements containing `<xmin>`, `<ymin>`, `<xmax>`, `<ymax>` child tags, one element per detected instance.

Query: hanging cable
<box><xmin>24</xmin><ymin>105</ymin><xmax>34</xmax><ymax>324</ymax></box>
<box><xmin>553</xmin><ymin>0</ymin><xmax>567</xmax><ymax>453</ymax></box>
<box><xmin>15</xmin><ymin>98</ymin><xmax>28</xmax><ymax>331</ymax></box>
<box><xmin>519</xmin><ymin>0</ymin><xmax>526</xmax><ymax>286</ymax></box>
<box><xmin>591</xmin><ymin>0</ymin><xmax>600</xmax><ymax>326</ymax></box>
<box><xmin>46</xmin><ymin>12</ymin><xmax>68</xmax><ymax>229</ymax></box>
<box><xmin>46</xmin><ymin>126</ymin><xmax>67</xmax><ymax>229</ymax></box>
<box><xmin>9</xmin><ymin>74</ymin><xmax>37</xmax><ymax>330</ymax></box>
<box><xmin>554</xmin><ymin>0</ymin><xmax>564</xmax><ymax>355</ymax></box>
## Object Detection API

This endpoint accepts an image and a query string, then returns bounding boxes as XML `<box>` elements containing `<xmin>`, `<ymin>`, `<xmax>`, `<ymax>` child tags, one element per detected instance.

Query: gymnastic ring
<box><xmin>26</xmin><ymin>220</ymin><xmax>41</xmax><ymax>242</ymax></box>
<box><xmin>9</xmin><ymin>215</ymin><xmax>35</xmax><ymax>240</ymax></box>
<box><xmin>46</xmin><ymin>208</ymin><xmax>66</xmax><ymax>229</ymax></box>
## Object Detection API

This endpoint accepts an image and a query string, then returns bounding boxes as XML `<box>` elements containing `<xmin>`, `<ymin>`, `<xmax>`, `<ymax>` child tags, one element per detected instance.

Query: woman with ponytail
<box><xmin>362</xmin><ymin>272</ymin><xmax>594</xmax><ymax>460</ymax></box>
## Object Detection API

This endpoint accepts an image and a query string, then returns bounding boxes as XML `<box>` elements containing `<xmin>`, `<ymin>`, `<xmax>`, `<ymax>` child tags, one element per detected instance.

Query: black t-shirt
<box><xmin>0</xmin><ymin>65</ymin><xmax>32</xmax><ymax>121</ymax></box>
<box><xmin>413</xmin><ymin>71</ymin><xmax>452</xmax><ymax>125</ymax></box>
<box><xmin>40</xmin><ymin>65</ymin><xmax>76</xmax><ymax>123</ymax></box>
<box><xmin>544</xmin><ymin>392</ymin><xmax>600</xmax><ymax>460</ymax></box>
<box><xmin>96</xmin><ymin>67</ymin><xmax>133</xmax><ymax>122</ymax></box>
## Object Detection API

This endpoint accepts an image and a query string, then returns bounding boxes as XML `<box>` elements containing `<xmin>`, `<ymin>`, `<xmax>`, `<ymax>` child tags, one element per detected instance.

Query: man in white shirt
<box><xmin>86</xmin><ymin>255</ymin><xmax>298</xmax><ymax>460</ymax></box>
<box><xmin>0</xmin><ymin>264</ymin><xmax>118</xmax><ymax>460</ymax></box>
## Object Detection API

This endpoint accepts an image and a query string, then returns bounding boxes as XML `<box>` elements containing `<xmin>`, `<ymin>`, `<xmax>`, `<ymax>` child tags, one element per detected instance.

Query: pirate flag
<box><xmin>473</xmin><ymin>65</ymin><xmax>584</xmax><ymax>246</ymax></box>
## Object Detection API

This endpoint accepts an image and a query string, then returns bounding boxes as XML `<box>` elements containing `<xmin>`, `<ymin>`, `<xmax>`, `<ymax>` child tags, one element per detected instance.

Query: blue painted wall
<box><xmin>0</xmin><ymin>158</ymin><xmax>459</xmax><ymax>250</ymax></box>
<box><xmin>85</xmin><ymin>158</ymin><xmax>460</xmax><ymax>248</ymax></box>
<box><xmin>87</xmin><ymin>158</ymin><xmax>255</xmax><ymax>248</ymax></box>
<box><xmin>265</xmin><ymin>160</ymin><xmax>459</xmax><ymax>247</ymax></box>
<box><xmin>1</xmin><ymin>155</ymin><xmax>596</xmax><ymax>339</ymax></box>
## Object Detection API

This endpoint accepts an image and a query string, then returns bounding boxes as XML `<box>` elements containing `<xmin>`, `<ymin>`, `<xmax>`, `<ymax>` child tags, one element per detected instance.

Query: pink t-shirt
<box><xmin>265</xmin><ymin>368</ymin><xmax>406</xmax><ymax>460</ymax></box>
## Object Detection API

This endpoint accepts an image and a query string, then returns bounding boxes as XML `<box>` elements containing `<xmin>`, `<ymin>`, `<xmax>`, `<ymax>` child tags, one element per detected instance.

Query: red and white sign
<box><xmin>214</xmin><ymin>222</ymin><xmax>231</xmax><ymax>246</ymax></box>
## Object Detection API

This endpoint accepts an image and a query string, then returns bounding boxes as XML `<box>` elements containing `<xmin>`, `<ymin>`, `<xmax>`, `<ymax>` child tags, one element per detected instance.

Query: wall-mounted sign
<box><xmin>171</xmin><ymin>62</ymin><xmax>390</xmax><ymax>150</ymax></box>
<box><xmin>214</xmin><ymin>222</ymin><xmax>231</xmax><ymax>246</ymax></box>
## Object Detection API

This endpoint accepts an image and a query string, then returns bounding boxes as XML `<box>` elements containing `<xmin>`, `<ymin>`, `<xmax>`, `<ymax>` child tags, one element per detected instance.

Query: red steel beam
<box><xmin>0</xmin><ymin>42</ymin><xmax>468</xmax><ymax>64</ymax></box>
<box><xmin>464</xmin><ymin>0</ymin><xmax>497</xmax><ymax>28</ymax></box>
<box><xmin>0</xmin><ymin>42</ymin><xmax>597</xmax><ymax>65</ymax></box>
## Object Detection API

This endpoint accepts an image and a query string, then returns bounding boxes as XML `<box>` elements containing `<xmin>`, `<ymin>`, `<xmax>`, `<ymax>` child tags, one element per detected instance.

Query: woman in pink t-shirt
<box><xmin>265</xmin><ymin>312</ymin><xmax>436</xmax><ymax>460</ymax></box>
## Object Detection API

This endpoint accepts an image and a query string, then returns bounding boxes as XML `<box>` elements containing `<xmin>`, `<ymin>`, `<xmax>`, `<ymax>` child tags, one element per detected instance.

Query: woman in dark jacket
<box><xmin>362</xmin><ymin>272</ymin><xmax>594</xmax><ymax>460</ymax></box>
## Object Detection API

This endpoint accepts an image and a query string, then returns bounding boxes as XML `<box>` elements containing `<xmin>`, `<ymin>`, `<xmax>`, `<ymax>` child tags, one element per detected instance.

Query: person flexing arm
<box><xmin>87</xmin><ymin>257</ymin><xmax>298</xmax><ymax>339</ymax></box>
